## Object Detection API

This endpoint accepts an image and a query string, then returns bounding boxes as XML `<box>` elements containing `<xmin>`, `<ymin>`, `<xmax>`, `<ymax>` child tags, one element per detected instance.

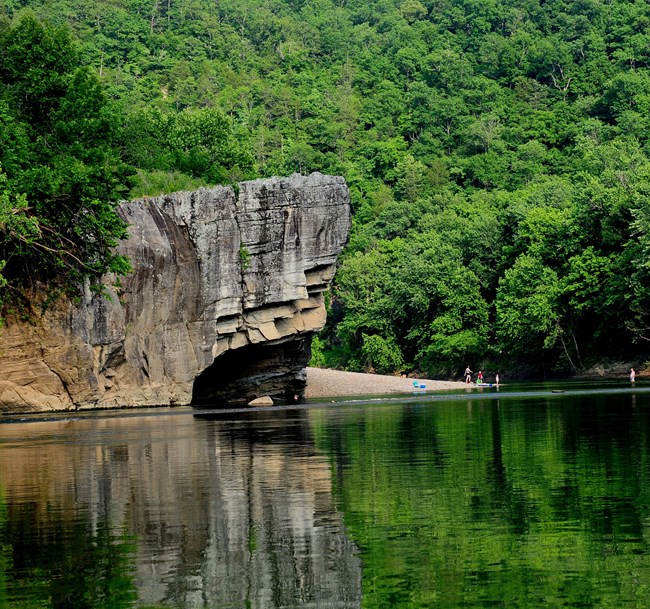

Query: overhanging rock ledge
<box><xmin>0</xmin><ymin>173</ymin><xmax>351</xmax><ymax>412</ymax></box>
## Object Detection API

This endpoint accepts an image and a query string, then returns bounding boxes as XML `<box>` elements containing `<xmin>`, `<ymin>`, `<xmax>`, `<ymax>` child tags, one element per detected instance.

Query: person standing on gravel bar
<box><xmin>464</xmin><ymin>366</ymin><xmax>473</xmax><ymax>383</ymax></box>
<box><xmin>631</xmin><ymin>368</ymin><xmax>636</xmax><ymax>383</ymax></box>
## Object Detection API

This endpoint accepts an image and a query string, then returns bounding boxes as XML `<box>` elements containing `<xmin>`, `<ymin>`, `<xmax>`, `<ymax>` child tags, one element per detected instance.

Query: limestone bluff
<box><xmin>0</xmin><ymin>173</ymin><xmax>351</xmax><ymax>413</ymax></box>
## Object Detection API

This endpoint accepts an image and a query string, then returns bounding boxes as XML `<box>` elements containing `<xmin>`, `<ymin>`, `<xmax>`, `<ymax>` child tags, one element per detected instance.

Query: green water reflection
<box><xmin>1</xmin><ymin>512</ymin><xmax>136</xmax><ymax>609</ymax></box>
<box><xmin>0</xmin><ymin>387</ymin><xmax>649</xmax><ymax>608</ymax></box>
<box><xmin>311</xmin><ymin>389</ymin><xmax>650</xmax><ymax>608</ymax></box>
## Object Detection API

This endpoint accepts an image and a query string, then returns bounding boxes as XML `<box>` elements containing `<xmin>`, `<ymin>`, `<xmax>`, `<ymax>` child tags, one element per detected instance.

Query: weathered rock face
<box><xmin>0</xmin><ymin>173</ymin><xmax>351</xmax><ymax>412</ymax></box>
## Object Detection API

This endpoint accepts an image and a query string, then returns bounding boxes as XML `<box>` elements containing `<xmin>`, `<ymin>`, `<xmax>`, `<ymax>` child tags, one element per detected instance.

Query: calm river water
<box><xmin>1</xmin><ymin>381</ymin><xmax>649</xmax><ymax>608</ymax></box>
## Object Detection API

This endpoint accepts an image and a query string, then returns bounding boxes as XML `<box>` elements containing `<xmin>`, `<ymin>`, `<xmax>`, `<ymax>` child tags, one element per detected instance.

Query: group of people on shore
<box><xmin>464</xmin><ymin>366</ymin><xmax>499</xmax><ymax>386</ymax></box>
<box><xmin>463</xmin><ymin>366</ymin><xmax>638</xmax><ymax>384</ymax></box>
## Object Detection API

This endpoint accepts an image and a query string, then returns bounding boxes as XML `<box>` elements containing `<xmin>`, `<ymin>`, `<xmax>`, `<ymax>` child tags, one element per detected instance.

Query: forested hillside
<box><xmin>1</xmin><ymin>0</ymin><xmax>650</xmax><ymax>377</ymax></box>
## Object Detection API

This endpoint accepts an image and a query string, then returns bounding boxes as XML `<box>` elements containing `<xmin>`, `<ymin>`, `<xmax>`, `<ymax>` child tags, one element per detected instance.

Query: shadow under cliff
<box><xmin>191</xmin><ymin>335</ymin><xmax>311</xmax><ymax>406</ymax></box>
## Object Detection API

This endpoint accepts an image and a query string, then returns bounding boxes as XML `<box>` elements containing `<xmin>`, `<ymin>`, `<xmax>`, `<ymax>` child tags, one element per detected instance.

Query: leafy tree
<box><xmin>361</xmin><ymin>333</ymin><xmax>405</xmax><ymax>374</ymax></box>
<box><xmin>0</xmin><ymin>168</ymin><xmax>39</xmax><ymax>315</ymax></box>
<box><xmin>495</xmin><ymin>254</ymin><xmax>565</xmax><ymax>366</ymax></box>
<box><xmin>122</xmin><ymin>105</ymin><xmax>254</xmax><ymax>190</ymax></box>
<box><xmin>0</xmin><ymin>14</ymin><xmax>131</xmax><ymax>310</ymax></box>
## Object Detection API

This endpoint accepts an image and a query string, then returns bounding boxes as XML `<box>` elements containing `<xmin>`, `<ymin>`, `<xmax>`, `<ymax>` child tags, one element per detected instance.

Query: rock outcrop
<box><xmin>0</xmin><ymin>173</ymin><xmax>351</xmax><ymax>412</ymax></box>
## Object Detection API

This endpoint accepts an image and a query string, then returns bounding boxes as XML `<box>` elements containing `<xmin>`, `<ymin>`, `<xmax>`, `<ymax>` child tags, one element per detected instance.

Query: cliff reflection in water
<box><xmin>0</xmin><ymin>410</ymin><xmax>362</xmax><ymax>608</ymax></box>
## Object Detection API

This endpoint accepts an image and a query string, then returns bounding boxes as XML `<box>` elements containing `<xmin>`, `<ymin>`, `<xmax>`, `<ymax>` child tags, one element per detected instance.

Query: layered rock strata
<box><xmin>0</xmin><ymin>173</ymin><xmax>351</xmax><ymax>412</ymax></box>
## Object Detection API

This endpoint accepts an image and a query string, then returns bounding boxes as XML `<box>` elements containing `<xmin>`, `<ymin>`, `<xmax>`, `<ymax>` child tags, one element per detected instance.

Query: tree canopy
<box><xmin>0</xmin><ymin>14</ymin><xmax>132</xmax><ymax>306</ymax></box>
<box><xmin>1</xmin><ymin>0</ymin><xmax>650</xmax><ymax>374</ymax></box>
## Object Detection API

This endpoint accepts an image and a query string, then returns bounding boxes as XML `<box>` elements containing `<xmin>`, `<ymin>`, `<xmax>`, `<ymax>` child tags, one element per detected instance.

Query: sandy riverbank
<box><xmin>304</xmin><ymin>367</ymin><xmax>466</xmax><ymax>398</ymax></box>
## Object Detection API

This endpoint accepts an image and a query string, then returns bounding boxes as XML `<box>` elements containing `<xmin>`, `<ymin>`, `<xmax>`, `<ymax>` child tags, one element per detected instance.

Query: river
<box><xmin>1</xmin><ymin>380</ymin><xmax>649</xmax><ymax>608</ymax></box>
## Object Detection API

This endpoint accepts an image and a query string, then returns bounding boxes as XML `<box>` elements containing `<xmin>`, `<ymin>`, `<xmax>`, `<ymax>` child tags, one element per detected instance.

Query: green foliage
<box><xmin>0</xmin><ymin>169</ymin><xmax>40</xmax><ymax>315</ymax></box>
<box><xmin>128</xmin><ymin>170</ymin><xmax>208</xmax><ymax>199</ymax></box>
<box><xmin>238</xmin><ymin>245</ymin><xmax>251</xmax><ymax>270</ymax></box>
<box><xmin>0</xmin><ymin>14</ymin><xmax>132</xmax><ymax>311</ymax></box>
<box><xmin>4</xmin><ymin>0</ymin><xmax>650</xmax><ymax>370</ymax></box>
<box><xmin>308</xmin><ymin>334</ymin><xmax>328</xmax><ymax>368</ymax></box>
<box><xmin>361</xmin><ymin>333</ymin><xmax>405</xmax><ymax>374</ymax></box>
<box><xmin>334</xmin><ymin>225</ymin><xmax>489</xmax><ymax>377</ymax></box>
<box><xmin>121</xmin><ymin>106</ymin><xmax>255</xmax><ymax>188</ymax></box>
<box><xmin>495</xmin><ymin>255</ymin><xmax>562</xmax><ymax>356</ymax></box>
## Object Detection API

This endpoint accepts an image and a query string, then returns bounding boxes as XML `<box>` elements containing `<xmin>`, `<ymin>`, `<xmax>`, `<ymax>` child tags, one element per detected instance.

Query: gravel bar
<box><xmin>305</xmin><ymin>367</ymin><xmax>466</xmax><ymax>398</ymax></box>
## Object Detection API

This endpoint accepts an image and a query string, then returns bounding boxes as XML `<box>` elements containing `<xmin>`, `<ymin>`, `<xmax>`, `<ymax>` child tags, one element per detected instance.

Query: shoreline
<box><xmin>304</xmin><ymin>367</ymin><xmax>467</xmax><ymax>398</ymax></box>
<box><xmin>303</xmin><ymin>367</ymin><xmax>647</xmax><ymax>400</ymax></box>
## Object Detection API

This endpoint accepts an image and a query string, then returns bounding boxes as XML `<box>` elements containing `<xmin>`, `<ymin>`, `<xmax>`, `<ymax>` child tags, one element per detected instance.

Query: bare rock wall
<box><xmin>0</xmin><ymin>173</ymin><xmax>350</xmax><ymax>412</ymax></box>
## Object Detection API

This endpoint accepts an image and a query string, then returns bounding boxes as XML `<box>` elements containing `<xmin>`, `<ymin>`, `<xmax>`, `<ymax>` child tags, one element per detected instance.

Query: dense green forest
<box><xmin>1</xmin><ymin>0</ymin><xmax>650</xmax><ymax>377</ymax></box>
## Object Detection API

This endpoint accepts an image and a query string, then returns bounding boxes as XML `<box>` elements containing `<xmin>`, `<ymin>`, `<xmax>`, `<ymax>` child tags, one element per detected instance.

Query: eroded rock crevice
<box><xmin>192</xmin><ymin>336</ymin><xmax>311</xmax><ymax>406</ymax></box>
